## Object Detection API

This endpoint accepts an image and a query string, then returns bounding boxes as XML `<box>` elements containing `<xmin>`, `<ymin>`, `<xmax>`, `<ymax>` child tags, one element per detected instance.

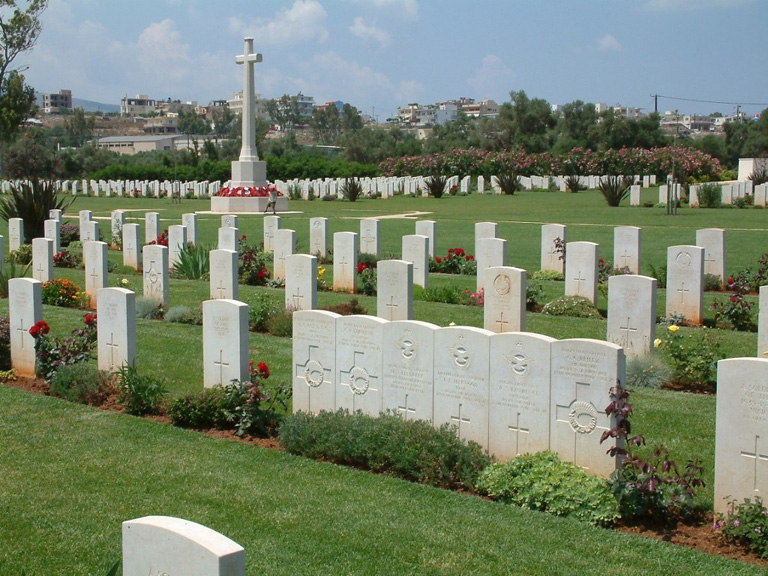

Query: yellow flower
<box><xmin>763</xmin><ymin>351</ymin><xmax>768</xmax><ymax>356</ymax></box>
<box><xmin>654</xmin><ymin>338</ymin><xmax>662</xmax><ymax>348</ymax></box>
<box><xmin>668</xmin><ymin>325</ymin><xmax>680</xmax><ymax>333</ymax></box>
<box><xmin>121</xmin><ymin>278</ymin><xmax>129</xmax><ymax>286</ymax></box>
<box><xmin>317</xmin><ymin>266</ymin><xmax>326</xmax><ymax>278</ymax></box>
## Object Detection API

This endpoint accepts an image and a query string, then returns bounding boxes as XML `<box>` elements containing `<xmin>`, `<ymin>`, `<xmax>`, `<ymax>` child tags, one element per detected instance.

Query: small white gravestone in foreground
<box><xmin>203</xmin><ymin>299</ymin><xmax>249</xmax><ymax>388</ymax></box>
<box><xmin>210</xmin><ymin>249</ymin><xmax>239</xmax><ymax>301</ymax></box>
<box><xmin>474</xmin><ymin>221</ymin><xmax>497</xmax><ymax>245</ymax></box>
<box><xmin>482</xmin><ymin>266</ymin><xmax>525</xmax><ymax>333</ymax></box>
<box><xmin>433</xmin><ymin>326</ymin><xmax>493</xmax><ymax>448</ymax></box>
<box><xmin>32</xmin><ymin>237</ymin><xmax>54</xmax><ymax>283</ymax></box>
<box><xmin>666</xmin><ymin>245</ymin><xmax>704</xmax><ymax>324</ymax></box>
<box><xmin>145</xmin><ymin>212</ymin><xmax>160</xmax><ymax>243</ymax></box>
<box><xmin>9</xmin><ymin>278</ymin><xmax>42</xmax><ymax>376</ymax></box>
<box><xmin>218</xmin><ymin>226</ymin><xmax>240</xmax><ymax>252</ymax></box>
<box><xmin>83</xmin><ymin>241</ymin><xmax>108</xmax><ymax>307</ymax></box>
<box><xmin>122</xmin><ymin>223</ymin><xmax>142</xmax><ymax>270</ymax></box>
<box><xmin>360</xmin><ymin>218</ymin><xmax>380</xmax><ymax>256</ymax></box>
<box><xmin>696</xmin><ymin>228</ymin><xmax>726</xmax><ymax>284</ymax></box>
<box><xmin>273</xmin><ymin>228</ymin><xmax>296</xmax><ymax>280</ymax></box>
<box><xmin>97</xmin><ymin>288</ymin><xmax>136</xmax><ymax>372</ymax></box>
<box><xmin>336</xmin><ymin>315</ymin><xmax>386</xmax><ymax>417</ymax></box>
<box><xmin>44</xmin><ymin>219</ymin><xmax>60</xmax><ymax>254</ymax></box>
<box><xmin>714</xmin><ymin>358</ymin><xmax>768</xmax><ymax>515</ymax></box>
<box><xmin>613</xmin><ymin>226</ymin><xmax>641</xmax><ymax>274</ymax></box>
<box><xmin>143</xmin><ymin>245</ymin><xmax>169</xmax><ymax>308</ymax></box>
<box><xmin>382</xmin><ymin>320</ymin><xmax>437</xmax><ymax>422</ymax></box>
<box><xmin>293</xmin><ymin>310</ymin><xmax>338</xmax><ymax>414</ymax></box>
<box><xmin>8</xmin><ymin>217</ymin><xmax>23</xmax><ymax>253</ymax></box>
<box><xmin>541</xmin><ymin>224</ymin><xmax>566</xmax><ymax>274</ymax></box>
<box><xmin>377</xmin><ymin>260</ymin><xmax>413</xmax><ymax>321</ymax></box>
<box><xmin>550</xmin><ymin>338</ymin><xmax>624</xmax><ymax>478</ymax></box>
<box><xmin>607</xmin><ymin>275</ymin><xmax>657</xmax><ymax>358</ymax></box>
<box><xmin>83</xmin><ymin>220</ymin><xmax>99</xmax><ymax>243</ymax></box>
<box><xmin>489</xmin><ymin>332</ymin><xmax>555</xmax><ymax>460</ymax></box>
<box><xmin>333</xmin><ymin>231</ymin><xmax>358</xmax><ymax>292</ymax></box>
<box><xmin>122</xmin><ymin>515</ymin><xmax>245</xmax><ymax>576</ymax></box>
<box><xmin>415</xmin><ymin>220</ymin><xmax>436</xmax><ymax>258</ymax></box>
<box><xmin>565</xmin><ymin>241</ymin><xmax>599</xmax><ymax>305</ymax></box>
<box><xmin>222</xmin><ymin>214</ymin><xmax>238</xmax><ymax>229</ymax></box>
<box><xmin>263</xmin><ymin>215</ymin><xmax>280</xmax><ymax>253</ymax></box>
<box><xmin>285</xmin><ymin>253</ymin><xmax>317</xmax><ymax>311</ymax></box>
<box><xmin>401</xmin><ymin>234</ymin><xmax>429</xmax><ymax>289</ymax></box>
<box><xmin>475</xmin><ymin>237</ymin><xmax>506</xmax><ymax>292</ymax></box>
<box><xmin>309</xmin><ymin>217</ymin><xmax>328</xmax><ymax>258</ymax></box>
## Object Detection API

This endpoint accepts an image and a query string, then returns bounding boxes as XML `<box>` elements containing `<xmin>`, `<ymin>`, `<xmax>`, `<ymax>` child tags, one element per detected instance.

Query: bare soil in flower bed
<box><xmin>3</xmin><ymin>375</ymin><xmax>766</xmax><ymax>567</ymax></box>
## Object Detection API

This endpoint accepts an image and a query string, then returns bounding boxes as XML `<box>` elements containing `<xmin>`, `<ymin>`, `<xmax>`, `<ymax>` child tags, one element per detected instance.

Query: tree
<box><xmin>0</xmin><ymin>0</ymin><xmax>48</xmax><ymax>175</ymax></box>
<box><xmin>309</xmin><ymin>105</ymin><xmax>340</xmax><ymax>144</ymax></box>
<box><xmin>63</xmin><ymin>107</ymin><xmax>95</xmax><ymax>147</ymax></box>
<box><xmin>264</xmin><ymin>94</ymin><xmax>301</xmax><ymax>132</ymax></box>
<box><xmin>491</xmin><ymin>90</ymin><xmax>556</xmax><ymax>152</ymax></box>
<box><xmin>177</xmin><ymin>109</ymin><xmax>210</xmax><ymax>136</ymax></box>
<box><xmin>552</xmin><ymin>100</ymin><xmax>599</xmax><ymax>153</ymax></box>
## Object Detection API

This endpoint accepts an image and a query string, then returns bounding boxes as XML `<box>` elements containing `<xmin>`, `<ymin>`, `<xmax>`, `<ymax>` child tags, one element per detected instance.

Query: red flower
<box><xmin>257</xmin><ymin>362</ymin><xmax>270</xmax><ymax>379</ymax></box>
<box><xmin>731</xmin><ymin>295</ymin><xmax>739</xmax><ymax>303</ymax></box>
<box><xmin>466</xmin><ymin>255</ymin><xmax>475</xmax><ymax>262</ymax></box>
<box><xmin>29</xmin><ymin>320</ymin><xmax>50</xmax><ymax>338</ymax></box>
<box><xmin>84</xmin><ymin>314</ymin><xmax>97</xmax><ymax>326</ymax></box>
<box><xmin>435</xmin><ymin>257</ymin><xmax>442</xmax><ymax>263</ymax></box>
<box><xmin>728</xmin><ymin>277</ymin><xmax>734</xmax><ymax>284</ymax></box>
<box><xmin>357</xmin><ymin>263</ymin><xmax>369</xmax><ymax>273</ymax></box>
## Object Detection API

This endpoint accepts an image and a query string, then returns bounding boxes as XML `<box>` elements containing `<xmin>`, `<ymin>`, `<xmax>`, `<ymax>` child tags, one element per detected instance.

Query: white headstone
<box><xmin>218</xmin><ymin>226</ymin><xmax>240</xmax><ymax>253</ymax></box>
<box><xmin>145</xmin><ymin>212</ymin><xmax>160</xmax><ymax>244</ymax></box>
<box><xmin>221</xmin><ymin>214</ymin><xmax>238</xmax><ymax>229</ymax></box>
<box><xmin>607</xmin><ymin>275</ymin><xmax>657</xmax><ymax>358</ymax></box>
<box><xmin>433</xmin><ymin>326</ymin><xmax>493</xmax><ymax>447</ymax></box>
<box><xmin>489</xmin><ymin>332</ymin><xmax>555</xmax><ymax>459</ymax></box>
<box><xmin>83</xmin><ymin>220</ymin><xmax>99</xmax><ymax>243</ymax></box>
<box><xmin>111</xmin><ymin>210</ymin><xmax>126</xmax><ymax>246</ymax></box>
<box><xmin>714</xmin><ymin>358</ymin><xmax>768</xmax><ymax>515</ymax></box>
<box><xmin>9</xmin><ymin>278</ymin><xmax>42</xmax><ymax>376</ymax></box>
<box><xmin>168</xmin><ymin>225</ymin><xmax>187</xmax><ymax>269</ymax></box>
<box><xmin>8</xmin><ymin>217</ymin><xmax>23</xmax><ymax>253</ymax></box>
<box><xmin>401</xmin><ymin>234</ymin><xmax>429</xmax><ymax>289</ymax></box>
<box><xmin>666</xmin><ymin>245</ymin><xmax>704</xmax><ymax>324</ymax></box>
<box><xmin>541</xmin><ymin>224</ymin><xmax>566</xmax><ymax>273</ymax></box>
<box><xmin>143</xmin><ymin>245</ymin><xmax>169</xmax><ymax>308</ymax></box>
<box><xmin>273</xmin><ymin>229</ymin><xmax>296</xmax><ymax>281</ymax></box>
<box><xmin>360</xmin><ymin>219</ymin><xmax>380</xmax><ymax>256</ymax></box>
<box><xmin>336</xmin><ymin>315</ymin><xmax>387</xmax><ymax>417</ymax></box>
<box><xmin>292</xmin><ymin>310</ymin><xmax>339</xmax><ymax>414</ymax></box>
<box><xmin>44</xmin><ymin>219</ymin><xmax>60</xmax><ymax>254</ymax></box>
<box><xmin>759</xmin><ymin>285</ymin><xmax>768</xmax><ymax>357</ymax></box>
<box><xmin>32</xmin><ymin>238</ymin><xmax>54</xmax><ymax>283</ymax></box>
<box><xmin>203</xmin><ymin>299</ymin><xmax>249</xmax><ymax>388</ymax></box>
<box><xmin>122</xmin><ymin>516</ymin><xmax>245</xmax><ymax>576</ymax></box>
<box><xmin>263</xmin><ymin>215</ymin><xmax>280</xmax><ymax>253</ymax></box>
<box><xmin>629</xmin><ymin>185</ymin><xmax>641</xmax><ymax>206</ymax></box>
<box><xmin>122</xmin><ymin>224</ymin><xmax>142</xmax><ymax>270</ymax></box>
<box><xmin>613</xmin><ymin>226</ymin><xmax>641</xmax><ymax>274</ymax></box>
<box><xmin>382</xmin><ymin>320</ymin><xmax>437</xmax><ymax>422</ymax></box>
<box><xmin>285</xmin><ymin>253</ymin><xmax>317</xmax><ymax>311</ymax></box>
<box><xmin>333</xmin><ymin>232</ymin><xmax>358</xmax><ymax>292</ymax></box>
<box><xmin>475</xmin><ymin>222</ymin><xmax>497</xmax><ymax>246</ymax></box>
<box><xmin>482</xmin><ymin>266</ymin><xmax>526</xmax><ymax>333</ymax></box>
<box><xmin>210</xmin><ymin>249</ymin><xmax>239</xmax><ymax>301</ymax></box>
<box><xmin>83</xmin><ymin>240</ymin><xmax>108</xmax><ymax>306</ymax></box>
<box><xmin>415</xmin><ymin>220</ymin><xmax>436</xmax><ymax>258</ymax></box>
<box><xmin>377</xmin><ymin>260</ymin><xmax>413</xmax><ymax>321</ymax></box>
<box><xmin>475</xmin><ymin>237</ymin><xmax>507</xmax><ymax>292</ymax></box>
<box><xmin>79</xmin><ymin>210</ymin><xmax>92</xmax><ymax>241</ymax></box>
<box><xmin>309</xmin><ymin>217</ymin><xmax>328</xmax><ymax>258</ymax></box>
<box><xmin>550</xmin><ymin>338</ymin><xmax>625</xmax><ymax>478</ymax></box>
<box><xmin>48</xmin><ymin>208</ymin><xmax>62</xmax><ymax>221</ymax></box>
<box><xmin>696</xmin><ymin>228</ymin><xmax>726</xmax><ymax>284</ymax></box>
<box><xmin>97</xmin><ymin>288</ymin><xmax>136</xmax><ymax>372</ymax></box>
<box><xmin>182</xmin><ymin>213</ymin><xmax>199</xmax><ymax>246</ymax></box>
<box><xmin>565</xmin><ymin>241</ymin><xmax>599</xmax><ymax>304</ymax></box>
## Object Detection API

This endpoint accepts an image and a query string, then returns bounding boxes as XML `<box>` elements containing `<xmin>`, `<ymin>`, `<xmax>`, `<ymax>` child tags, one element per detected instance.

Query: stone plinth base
<box><xmin>211</xmin><ymin>196</ymin><xmax>289</xmax><ymax>213</ymax></box>
<box><xmin>230</xmin><ymin>159</ymin><xmax>267</xmax><ymax>187</ymax></box>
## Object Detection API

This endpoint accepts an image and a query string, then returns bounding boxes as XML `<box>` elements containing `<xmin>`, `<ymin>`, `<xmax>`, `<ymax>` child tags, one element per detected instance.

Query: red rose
<box><xmin>85</xmin><ymin>314</ymin><xmax>97</xmax><ymax>326</ymax></box>
<box><xmin>257</xmin><ymin>362</ymin><xmax>270</xmax><ymax>379</ymax></box>
<box><xmin>28</xmin><ymin>324</ymin><xmax>40</xmax><ymax>338</ymax></box>
<box><xmin>435</xmin><ymin>257</ymin><xmax>442</xmax><ymax>263</ymax></box>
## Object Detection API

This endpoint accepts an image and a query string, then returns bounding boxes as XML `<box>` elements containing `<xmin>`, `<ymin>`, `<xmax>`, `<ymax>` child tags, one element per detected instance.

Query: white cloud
<box><xmin>228</xmin><ymin>0</ymin><xmax>328</xmax><ymax>46</ymax></box>
<box><xmin>360</xmin><ymin>0</ymin><xmax>419</xmax><ymax>20</ymax></box>
<box><xmin>644</xmin><ymin>0</ymin><xmax>754</xmax><ymax>10</ymax></box>
<box><xmin>349</xmin><ymin>16</ymin><xmax>391</xmax><ymax>48</ymax></box>
<box><xmin>598</xmin><ymin>34</ymin><xmax>622</xmax><ymax>51</ymax></box>
<box><xmin>466</xmin><ymin>54</ymin><xmax>514</xmax><ymax>98</ymax></box>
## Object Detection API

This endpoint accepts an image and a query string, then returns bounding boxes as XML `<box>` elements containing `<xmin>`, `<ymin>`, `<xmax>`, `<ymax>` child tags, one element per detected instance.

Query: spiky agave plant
<box><xmin>598</xmin><ymin>175</ymin><xmax>632</xmax><ymax>207</ymax></box>
<box><xmin>0</xmin><ymin>178</ymin><xmax>73</xmax><ymax>242</ymax></box>
<box><xmin>172</xmin><ymin>243</ymin><xmax>210</xmax><ymax>280</ymax></box>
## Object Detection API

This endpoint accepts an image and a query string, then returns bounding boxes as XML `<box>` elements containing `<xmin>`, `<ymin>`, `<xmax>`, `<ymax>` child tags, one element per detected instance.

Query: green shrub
<box><xmin>135</xmin><ymin>297</ymin><xmax>165</xmax><ymax>320</ymax></box>
<box><xmin>645</xmin><ymin>263</ymin><xmax>667</xmax><ymax>289</ymax></box>
<box><xmin>59</xmin><ymin>223</ymin><xmax>79</xmax><ymax>247</ymax></box>
<box><xmin>280</xmin><ymin>410</ymin><xmax>490</xmax><ymax>490</ymax></box>
<box><xmin>169</xmin><ymin>387</ymin><xmax>229</xmax><ymax>429</ymax></box>
<box><xmin>699</xmin><ymin>183</ymin><xmax>722</xmax><ymax>208</ymax></box>
<box><xmin>565</xmin><ymin>174</ymin><xmax>587</xmax><ymax>193</ymax></box>
<box><xmin>172</xmin><ymin>243</ymin><xmax>210</xmax><ymax>279</ymax></box>
<box><xmin>320</xmin><ymin>298</ymin><xmax>367</xmax><ymax>316</ymax></box>
<box><xmin>656</xmin><ymin>324</ymin><xmax>722</xmax><ymax>391</ymax></box>
<box><xmin>53</xmin><ymin>249</ymin><xmax>81</xmax><ymax>268</ymax></box>
<box><xmin>115</xmin><ymin>364</ymin><xmax>167</xmax><ymax>415</ymax></box>
<box><xmin>164</xmin><ymin>305</ymin><xmax>202</xmax><ymax>325</ymax></box>
<box><xmin>425</xmin><ymin>174</ymin><xmax>448</xmax><ymax>198</ymax></box>
<box><xmin>541</xmin><ymin>295</ymin><xmax>602</xmax><ymax>319</ymax></box>
<box><xmin>0</xmin><ymin>315</ymin><xmax>10</xmax><ymax>370</ymax></box>
<box><xmin>11</xmin><ymin>244</ymin><xmax>32</xmax><ymax>264</ymax></box>
<box><xmin>340</xmin><ymin>177</ymin><xmax>363</xmax><ymax>202</ymax></box>
<box><xmin>0</xmin><ymin>260</ymin><xmax>31</xmax><ymax>299</ymax></box>
<box><xmin>599</xmin><ymin>175</ymin><xmax>632</xmax><ymax>207</ymax></box>
<box><xmin>716</xmin><ymin>497</ymin><xmax>768</xmax><ymax>558</ymax></box>
<box><xmin>476</xmin><ymin>452</ymin><xmax>619</xmax><ymax>527</ymax></box>
<box><xmin>625</xmin><ymin>354</ymin><xmax>672</xmax><ymax>389</ymax></box>
<box><xmin>497</xmin><ymin>171</ymin><xmax>522</xmax><ymax>195</ymax></box>
<box><xmin>0</xmin><ymin>178</ymin><xmax>71</xmax><ymax>242</ymax></box>
<box><xmin>49</xmin><ymin>363</ymin><xmax>111</xmax><ymax>405</ymax></box>
<box><xmin>41</xmin><ymin>278</ymin><xmax>85</xmax><ymax>308</ymax></box>
<box><xmin>748</xmin><ymin>167</ymin><xmax>768</xmax><ymax>187</ymax></box>
<box><xmin>249</xmin><ymin>292</ymin><xmax>282</xmax><ymax>332</ymax></box>
<box><xmin>530</xmin><ymin>269</ymin><xmax>564</xmax><ymax>281</ymax></box>
<box><xmin>703</xmin><ymin>273</ymin><xmax>723</xmax><ymax>291</ymax></box>
<box><xmin>267</xmin><ymin>308</ymin><xmax>294</xmax><ymax>337</ymax></box>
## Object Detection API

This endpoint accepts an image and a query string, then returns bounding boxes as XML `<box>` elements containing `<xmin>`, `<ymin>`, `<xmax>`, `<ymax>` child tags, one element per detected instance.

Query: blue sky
<box><xmin>16</xmin><ymin>0</ymin><xmax>768</xmax><ymax>121</ymax></box>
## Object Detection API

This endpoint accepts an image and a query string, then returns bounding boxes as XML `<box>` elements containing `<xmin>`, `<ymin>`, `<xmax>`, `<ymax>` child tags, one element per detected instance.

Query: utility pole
<box><xmin>650</xmin><ymin>94</ymin><xmax>658</xmax><ymax>114</ymax></box>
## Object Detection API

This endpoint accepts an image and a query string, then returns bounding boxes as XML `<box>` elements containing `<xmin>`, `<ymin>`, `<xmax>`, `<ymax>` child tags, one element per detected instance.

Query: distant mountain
<box><xmin>72</xmin><ymin>97</ymin><xmax>120</xmax><ymax>113</ymax></box>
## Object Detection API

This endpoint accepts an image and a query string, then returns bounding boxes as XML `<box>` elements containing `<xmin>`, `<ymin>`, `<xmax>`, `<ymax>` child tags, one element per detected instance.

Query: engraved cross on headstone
<box><xmin>292</xmin><ymin>286</ymin><xmax>304</xmax><ymax>310</ymax></box>
<box><xmin>573</xmin><ymin>271</ymin><xmax>586</xmax><ymax>295</ymax></box>
<box><xmin>340</xmin><ymin>351</ymin><xmax>379</xmax><ymax>412</ymax></box>
<box><xmin>16</xmin><ymin>317</ymin><xmax>26</xmax><ymax>350</ymax></box>
<box><xmin>106</xmin><ymin>332</ymin><xmax>119</xmax><ymax>368</ymax></box>
<box><xmin>215</xmin><ymin>279</ymin><xmax>228</xmax><ymax>299</ymax></box>
<box><xmin>397</xmin><ymin>394</ymin><xmax>416</xmax><ymax>420</ymax></box>
<box><xmin>213</xmin><ymin>349</ymin><xmax>230</xmax><ymax>386</ymax></box>
<box><xmin>496</xmin><ymin>312</ymin><xmax>509</xmax><ymax>333</ymax></box>
<box><xmin>741</xmin><ymin>435</ymin><xmax>768</xmax><ymax>491</ymax></box>
<box><xmin>677</xmin><ymin>282</ymin><xmax>689</xmax><ymax>304</ymax></box>
<box><xmin>619</xmin><ymin>250</ymin><xmax>632</xmax><ymax>268</ymax></box>
<box><xmin>508</xmin><ymin>411</ymin><xmax>530</xmax><ymax>456</ymax></box>
<box><xmin>619</xmin><ymin>316</ymin><xmax>638</xmax><ymax>348</ymax></box>
<box><xmin>451</xmin><ymin>403</ymin><xmax>471</xmax><ymax>437</ymax></box>
<box><xmin>385</xmin><ymin>296</ymin><xmax>398</xmax><ymax>320</ymax></box>
<box><xmin>555</xmin><ymin>381</ymin><xmax>610</xmax><ymax>470</ymax></box>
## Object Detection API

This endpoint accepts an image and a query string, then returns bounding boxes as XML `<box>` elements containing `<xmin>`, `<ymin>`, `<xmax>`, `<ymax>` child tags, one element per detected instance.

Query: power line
<box><xmin>651</xmin><ymin>93</ymin><xmax>768</xmax><ymax>107</ymax></box>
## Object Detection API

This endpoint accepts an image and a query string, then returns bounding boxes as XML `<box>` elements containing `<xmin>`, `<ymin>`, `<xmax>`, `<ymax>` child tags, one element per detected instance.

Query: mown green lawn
<box><xmin>0</xmin><ymin>188</ymin><xmax>766</xmax><ymax>573</ymax></box>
